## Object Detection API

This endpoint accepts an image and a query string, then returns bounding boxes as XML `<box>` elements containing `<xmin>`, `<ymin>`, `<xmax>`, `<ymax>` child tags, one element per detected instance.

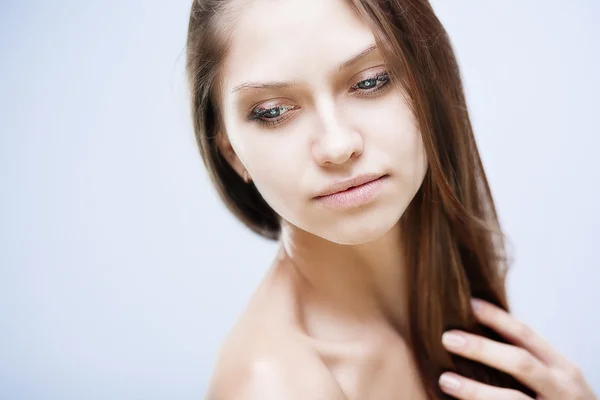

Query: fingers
<box><xmin>439</xmin><ymin>372</ymin><xmax>535</xmax><ymax>400</ymax></box>
<box><xmin>471</xmin><ymin>298</ymin><xmax>568</xmax><ymax>368</ymax></box>
<box><xmin>442</xmin><ymin>330</ymin><xmax>553</xmax><ymax>395</ymax></box>
<box><xmin>439</xmin><ymin>299</ymin><xmax>597</xmax><ymax>400</ymax></box>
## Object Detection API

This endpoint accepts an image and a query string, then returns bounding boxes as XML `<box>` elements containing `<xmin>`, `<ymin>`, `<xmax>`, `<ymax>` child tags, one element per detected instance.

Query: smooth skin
<box><xmin>203</xmin><ymin>0</ymin><xmax>597</xmax><ymax>398</ymax></box>
<box><xmin>440</xmin><ymin>299</ymin><xmax>596</xmax><ymax>399</ymax></box>
<box><xmin>205</xmin><ymin>248</ymin><xmax>429</xmax><ymax>399</ymax></box>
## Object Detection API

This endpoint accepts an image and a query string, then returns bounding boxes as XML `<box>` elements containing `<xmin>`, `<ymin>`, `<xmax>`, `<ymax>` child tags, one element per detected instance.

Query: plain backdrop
<box><xmin>1</xmin><ymin>1</ymin><xmax>598</xmax><ymax>398</ymax></box>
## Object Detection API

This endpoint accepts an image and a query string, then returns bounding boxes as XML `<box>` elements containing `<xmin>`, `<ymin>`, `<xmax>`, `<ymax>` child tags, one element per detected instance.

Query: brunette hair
<box><xmin>186</xmin><ymin>0</ymin><xmax>535</xmax><ymax>398</ymax></box>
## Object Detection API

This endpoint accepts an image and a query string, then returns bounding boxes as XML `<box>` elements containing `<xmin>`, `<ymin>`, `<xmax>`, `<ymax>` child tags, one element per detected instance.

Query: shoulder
<box><xmin>204</xmin><ymin>350</ymin><xmax>342</xmax><ymax>399</ymax></box>
<box><xmin>204</xmin><ymin>327</ymin><xmax>345</xmax><ymax>400</ymax></box>
<box><xmin>204</xmin><ymin>266</ymin><xmax>345</xmax><ymax>399</ymax></box>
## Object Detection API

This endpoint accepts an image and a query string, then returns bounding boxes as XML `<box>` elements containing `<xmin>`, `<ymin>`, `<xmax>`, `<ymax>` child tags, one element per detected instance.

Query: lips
<box><xmin>313</xmin><ymin>174</ymin><xmax>388</xmax><ymax>209</ymax></box>
<box><xmin>314</xmin><ymin>173</ymin><xmax>387</xmax><ymax>198</ymax></box>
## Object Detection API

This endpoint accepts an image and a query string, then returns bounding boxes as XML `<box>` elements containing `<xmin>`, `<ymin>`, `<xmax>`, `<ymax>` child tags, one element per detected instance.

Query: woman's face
<box><xmin>217</xmin><ymin>0</ymin><xmax>428</xmax><ymax>245</ymax></box>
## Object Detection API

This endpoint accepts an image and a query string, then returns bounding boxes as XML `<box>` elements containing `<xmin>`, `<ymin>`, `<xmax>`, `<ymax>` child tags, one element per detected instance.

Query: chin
<box><xmin>309</xmin><ymin>206</ymin><xmax>404</xmax><ymax>246</ymax></box>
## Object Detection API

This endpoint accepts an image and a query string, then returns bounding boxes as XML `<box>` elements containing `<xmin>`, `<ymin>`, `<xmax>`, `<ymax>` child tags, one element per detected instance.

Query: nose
<box><xmin>312</xmin><ymin>107</ymin><xmax>364</xmax><ymax>167</ymax></box>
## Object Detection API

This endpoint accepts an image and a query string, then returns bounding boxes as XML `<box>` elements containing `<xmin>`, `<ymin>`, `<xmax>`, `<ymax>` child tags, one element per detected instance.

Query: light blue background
<box><xmin>1</xmin><ymin>1</ymin><xmax>598</xmax><ymax>398</ymax></box>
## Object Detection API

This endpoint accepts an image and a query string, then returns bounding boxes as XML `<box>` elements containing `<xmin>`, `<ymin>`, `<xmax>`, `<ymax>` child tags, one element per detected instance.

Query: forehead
<box><xmin>220</xmin><ymin>0</ymin><xmax>376</xmax><ymax>93</ymax></box>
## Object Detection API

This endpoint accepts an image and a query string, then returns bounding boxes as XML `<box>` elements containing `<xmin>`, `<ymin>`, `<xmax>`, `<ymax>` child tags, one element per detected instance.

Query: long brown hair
<box><xmin>186</xmin><ymin>0</ymin><xmax>535</xmax><ymax>398</ymax></box>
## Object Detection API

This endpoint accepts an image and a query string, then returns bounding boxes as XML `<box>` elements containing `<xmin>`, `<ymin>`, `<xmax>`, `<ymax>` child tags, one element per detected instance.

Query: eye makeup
<box><xmin>245</xmin><ymin>68</ymin><xmax>392</xmax><ymax>129</ymax></box>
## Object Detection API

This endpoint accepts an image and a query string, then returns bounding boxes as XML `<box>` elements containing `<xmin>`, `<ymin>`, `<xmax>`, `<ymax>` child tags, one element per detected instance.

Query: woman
<box><xmin>186</xmin><ymin>0</ymin><xmax>596</xmax><ymax>398</ymax></box>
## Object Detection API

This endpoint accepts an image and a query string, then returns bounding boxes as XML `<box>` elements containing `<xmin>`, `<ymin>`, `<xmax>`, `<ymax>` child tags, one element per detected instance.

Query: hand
<box><xmin>438</xmin><ymin>298</ymin><xmax>597</xmax><ymax>399</ymax></box>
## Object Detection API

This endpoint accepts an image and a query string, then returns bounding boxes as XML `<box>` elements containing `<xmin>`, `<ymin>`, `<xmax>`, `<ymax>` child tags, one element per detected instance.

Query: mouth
<box><xmin>314</xmin><ymin>173</ymin><xmax>388</xmax><ymax>198</ymax></box>
<box><xmin>314</xmin><ymin>174</ymin><xmax>389</xmax><ymax>209</ymax></box>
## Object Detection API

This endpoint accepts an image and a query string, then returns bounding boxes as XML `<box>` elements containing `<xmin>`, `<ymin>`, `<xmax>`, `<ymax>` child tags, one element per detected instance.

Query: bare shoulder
<box><xmin>204</xmin><ymin>342</ymin><xmax>344</xmax><ymax>400</ymax></box>
<box><xmin>204</xmin><ymin>265</ymin><xmax>345</xmax><ymax>400</ymax></box>
<box><xmin>204</xmin><ymin>315</ymin><xmax>345</xmax><ymax>400</ymax></box>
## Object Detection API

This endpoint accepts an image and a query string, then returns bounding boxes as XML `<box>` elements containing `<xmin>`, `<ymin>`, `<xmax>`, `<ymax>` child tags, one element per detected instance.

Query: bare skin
<box><xmin>202</xmin><ymin>0</ymin><xmax>597</xmax><ymax>398</ymax></box>
<box><xmin>205</xmin><ymin>247</ymin><xmax>599</xmax><ymax>399</ymax></box>
<box><xmin>208</xmin><ymin>0</ymin><xmax>429</xmax><ymax>396</ymax></box>
<box><xmin>205</xmin><ymin>244</ymin><xmax>429</xmax><ymax>400</ymax></box>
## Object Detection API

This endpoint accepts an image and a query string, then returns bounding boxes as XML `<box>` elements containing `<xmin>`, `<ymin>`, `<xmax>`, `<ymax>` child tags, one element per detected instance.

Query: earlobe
<box><xmin>216</xmin><ymin>132</ymin><xmax>251</xmax><ymax>183</ymax></box>
<box><xmin>216</xmin><ymin>131</ymin><xmax>237</xmax><ymax>167</ymax></box>
<box><xmin>215</xmin><ymin>131</ymin><xmax>232</xmax><ymax>161</ymax></box>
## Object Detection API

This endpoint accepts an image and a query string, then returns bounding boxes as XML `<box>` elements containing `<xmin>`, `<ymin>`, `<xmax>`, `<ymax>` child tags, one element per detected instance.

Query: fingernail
<box><xmin>471</xmin><ymin>298</ymin><xmax>484</xmax><ymax>312</ymax></box>
<box><xmin>439</xmin><ymin>373</ymin><xmax>461</xmax><ymax>391</ymax></box>
<box><xmin>442</xmin><ymin>332</ymin><xmax>467</xmax><ymax>349</ymax></box>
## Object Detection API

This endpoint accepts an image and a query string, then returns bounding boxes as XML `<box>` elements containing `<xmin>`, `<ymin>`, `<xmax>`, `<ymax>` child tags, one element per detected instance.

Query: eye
<box><xmin>259</xmin><ymin>106</ymin><xmax>294</xmax><ymax>119</ymax></box>
<box><xmin>248</xmin><ymin>105</ymin><xmax>300</xmax><ymax>128</ymax></box>
<box><xmin>350</xmin><ymin>71</ymin><xmax>391</xmax><ymax>95</ymax></box>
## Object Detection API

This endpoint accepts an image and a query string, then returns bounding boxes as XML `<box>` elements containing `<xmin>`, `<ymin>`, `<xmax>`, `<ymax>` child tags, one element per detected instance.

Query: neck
<box><xmin>278</xmin><ymin>221</ymin><xmax>408</xmax><ymax>341</ymax></box>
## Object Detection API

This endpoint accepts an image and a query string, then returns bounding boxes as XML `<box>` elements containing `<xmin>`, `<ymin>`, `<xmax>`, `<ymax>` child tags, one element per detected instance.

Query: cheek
<box><xmin>352</xmin><ymin>96</ymin><xmax>427</xmax><ymax>181</ymax></box>
<box><xmin>229</xmin><ymin>127</ymin><xmax>309</xmax><ymax>218</ymax></box>
<box><xmin>228</xmin><ymin>117</ymin><xmax>304</xmax><ymax>177</ymax></box>
<box><xmin>390</xmin><ymin>123</ymin><xmax>427</xmax><ymax>186</ymax></box>
<box><xmin>246</xmin><ymin>136</ymin><xmax>305</xmax><ymax>187</ymax></box>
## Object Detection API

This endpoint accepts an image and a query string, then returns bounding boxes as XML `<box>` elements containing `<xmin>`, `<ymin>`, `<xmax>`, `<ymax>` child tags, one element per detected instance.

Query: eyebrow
<box><xmin>338</xmin><ymin>44</ymin><xmax>378</xmax><ymax>72</ymax></box>
<box><xmin>230</xmin><ymin>44</ymin><xmax>378</xmax><ymax>94</ymax></box>
<box><xmin>231</xmin><ymin>80</ymin><xmax>299</xmax><ymax>93</ymax></box>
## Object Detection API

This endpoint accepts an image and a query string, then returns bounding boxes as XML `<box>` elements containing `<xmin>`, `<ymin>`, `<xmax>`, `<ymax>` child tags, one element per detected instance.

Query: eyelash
<box><xmin>349</xmin><ymin>71</ymin><xmax>391</xmax><ymax>95</ymax></box>
<box><xmin>248</xmin><ymin>71</ymin><xmax>391</xmax><ymax>128</ymax></box>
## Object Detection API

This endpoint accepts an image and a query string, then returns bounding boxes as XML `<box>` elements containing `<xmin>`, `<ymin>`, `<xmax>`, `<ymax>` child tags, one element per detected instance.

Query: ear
<box><xmin>216</xmin><ymin>132</ymin><xmax>250</xmax><ymax>182</ymax></box>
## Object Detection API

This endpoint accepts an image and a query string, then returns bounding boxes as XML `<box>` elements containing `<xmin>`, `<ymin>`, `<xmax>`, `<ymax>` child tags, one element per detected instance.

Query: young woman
<box><xmin>186</xmin><ymin>0</ymin><xmax>596</xmax><ymax>398</ymax></box>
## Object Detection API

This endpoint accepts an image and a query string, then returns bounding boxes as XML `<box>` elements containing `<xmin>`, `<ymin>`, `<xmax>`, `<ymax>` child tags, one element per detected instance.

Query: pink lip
<box><xmin>314</xmin><ymin>174</ymin><xmax>388</xmax><ymax>209</ymax></box>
